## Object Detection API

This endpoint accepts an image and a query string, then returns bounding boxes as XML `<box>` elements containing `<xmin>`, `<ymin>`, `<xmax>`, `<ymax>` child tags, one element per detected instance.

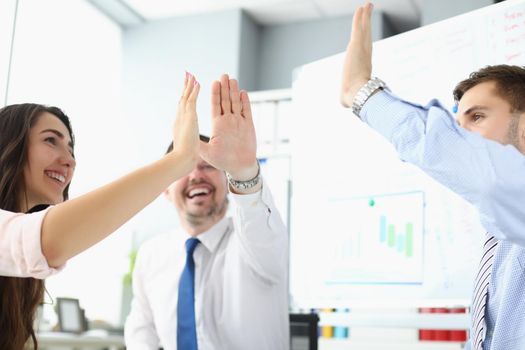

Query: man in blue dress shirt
<box><xmin>340</xmin><ymin>3</ymin><xmax>525</xmax><ymax>349</ymax></box>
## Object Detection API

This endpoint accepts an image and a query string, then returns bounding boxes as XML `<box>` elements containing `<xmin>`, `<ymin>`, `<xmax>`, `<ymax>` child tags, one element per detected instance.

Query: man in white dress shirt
<box><xmin>124</xmin><ymin>74</ymin><xmax>289</xmax><ymax>350</ymax></box>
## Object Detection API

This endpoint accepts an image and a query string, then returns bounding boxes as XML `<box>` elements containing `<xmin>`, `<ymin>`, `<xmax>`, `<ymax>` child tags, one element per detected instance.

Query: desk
<box><xmin>37</xmin><ymin>332</ymin><xmax>125</xmax><ymax>350</ymax></box>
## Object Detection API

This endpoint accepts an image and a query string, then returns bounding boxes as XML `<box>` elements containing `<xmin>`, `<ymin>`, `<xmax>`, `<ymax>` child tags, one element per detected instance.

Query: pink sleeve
<box><xmin>0</xmin><ymin>208</ymin><xmax>64</xmax><ymax>279</ymax></box>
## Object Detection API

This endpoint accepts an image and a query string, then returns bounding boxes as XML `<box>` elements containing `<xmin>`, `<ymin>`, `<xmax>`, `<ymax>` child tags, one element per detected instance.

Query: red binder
<box><xmin>449</xmin><ymin>308</ymin><xmax>468</xmax><ymax>341</ymax></box>
<box><xmin>418</xmin><ymin>308</ymin><xmax>435</xmax><ymax>341</ymax></box>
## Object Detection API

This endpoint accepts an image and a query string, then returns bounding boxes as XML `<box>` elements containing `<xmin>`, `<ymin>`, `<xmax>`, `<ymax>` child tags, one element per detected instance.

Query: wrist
<box><xmin>226</xmin><ymin>161</ymin><xmax>259</xmax><ymax>181</ymax></box>
<box><xmin>163</xmin><ymin>150</ymin><xmax>197</xmax><ymax>179</ymax></box>
<box><xmin>226</xmin><ymin>160</ymin><xmax>261</xmax><ymax>193</ymax></box>
<box><xmin>342</xmin><ymin>78</ymin><xmax>369</xmax><ymax>108</ymax></box>
<box><xmin>351</xmin><ymin>77</ymin><xmax>388</xmax><ymax>117</ymax></box>
<box><xmin>350</xmin><ymin>79</ymin><xmax>370</xmax><ymax>97</ymax></box>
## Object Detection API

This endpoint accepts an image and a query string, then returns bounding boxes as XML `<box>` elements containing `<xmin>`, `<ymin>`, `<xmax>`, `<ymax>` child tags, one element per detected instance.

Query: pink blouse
<box><xmin>0</xmin><ymin>207</ymin><xmax>62</xmax><ymax>279</ymax></box>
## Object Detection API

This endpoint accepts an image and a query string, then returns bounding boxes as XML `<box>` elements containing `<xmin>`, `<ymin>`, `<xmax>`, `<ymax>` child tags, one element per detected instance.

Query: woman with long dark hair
<box><xmin>0</xmin><ymin>74</ymin><xmax>200</xmax><ymax>349</ymax></box>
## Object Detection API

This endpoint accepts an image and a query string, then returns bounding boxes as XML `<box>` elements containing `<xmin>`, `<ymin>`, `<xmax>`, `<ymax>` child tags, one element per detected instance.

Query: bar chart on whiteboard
<box><xmin>321</xmin><ymin>192</ymin><xmax>424</xmax><ymax>285</ymax></box>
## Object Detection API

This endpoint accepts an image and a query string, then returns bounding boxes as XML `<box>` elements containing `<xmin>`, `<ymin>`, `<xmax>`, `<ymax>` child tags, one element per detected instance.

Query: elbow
<box><xmin>41</xmin><ymin>238</ymin><xmax>67</xmax><ymax>268</ymax></box>
<box><xmin>258</xmin><ymin>249</ymin><xmax>289</xmax><ymax>286</ymax></box>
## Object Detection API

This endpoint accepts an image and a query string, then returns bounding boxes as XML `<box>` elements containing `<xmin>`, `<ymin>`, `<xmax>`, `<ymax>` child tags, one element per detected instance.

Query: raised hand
<box><xmin>40</xmin><ymin>73</ymin><xmax>202</xmax><ymax>267</ymax></box>
<box><xmin>341</xmin><ymin>2</ymin><xmax>374</xmax><ymax>108</ymax></box>
<box><xmin>171</xmin><ymin>72</ymin><xmax>201</xmax><ymax>169</ymax></box>
<box><xmin>200</xmin><ymin>74</ymin><xmax>258</xmax><ymax>181</ymax></box>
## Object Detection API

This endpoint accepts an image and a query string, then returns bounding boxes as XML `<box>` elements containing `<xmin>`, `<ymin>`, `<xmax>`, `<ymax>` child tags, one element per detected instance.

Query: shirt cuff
<box><xmin>229</xmin><ymin>178</ymin><xmax>274</xmax><ymax>213</ymax></box>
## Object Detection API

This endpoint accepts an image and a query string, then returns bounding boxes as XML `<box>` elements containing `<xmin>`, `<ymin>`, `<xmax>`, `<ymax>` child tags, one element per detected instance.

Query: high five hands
<box><xmin>341</xmin><ymin>2</ymin><xmax>374</xmax><ymax>108</ymax></box>
<box><xmin>174</xmin><ymin>3</ymin><xmax>376</xmax><ymax>182</ymax></box>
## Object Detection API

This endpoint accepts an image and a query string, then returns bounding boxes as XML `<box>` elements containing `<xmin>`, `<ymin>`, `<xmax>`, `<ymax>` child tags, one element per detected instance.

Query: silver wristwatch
<box><xmin>226</xmin><ymin>161</ymin><xmax>261</xmax><ymax>190</ymax></box>
<box><xmin>352</xmin><ymin>77</ymin><xmax>388</xmax><ymax>117</ymax></box>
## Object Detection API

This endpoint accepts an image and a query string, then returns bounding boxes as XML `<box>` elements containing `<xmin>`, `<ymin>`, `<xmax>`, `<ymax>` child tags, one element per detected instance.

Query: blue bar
<box><xmin>333</xmin><ymin>326</ymin><xmax>349</xmax><ymax>338</ymax></box>
<box><xmin>380</xmin><ymin>215</ymin><xmax>387</xmax><ymax>242</ymax></box>
<box><xmin>397</xmin><ymin>234</ymin><xmax>405</xmax><ymax>253</ymax></box>
<box><xmin>334</xmin><ymin>308</ymin><xmax>350</xmax><ymax>338</ymax></box>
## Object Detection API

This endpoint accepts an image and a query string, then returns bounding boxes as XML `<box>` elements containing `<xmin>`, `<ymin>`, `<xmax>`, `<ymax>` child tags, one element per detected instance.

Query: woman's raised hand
<box><xmin>171</xmin><ymin>72</ymin><xmax>201</xmax><ymax>171</ymax></box>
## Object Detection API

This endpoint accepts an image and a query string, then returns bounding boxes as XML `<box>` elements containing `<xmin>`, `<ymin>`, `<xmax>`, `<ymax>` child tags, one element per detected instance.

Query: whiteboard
<box><xmin>290</xmin><ymin>0</ymin><xmax>525</xmax><ymax>308</ymax></box>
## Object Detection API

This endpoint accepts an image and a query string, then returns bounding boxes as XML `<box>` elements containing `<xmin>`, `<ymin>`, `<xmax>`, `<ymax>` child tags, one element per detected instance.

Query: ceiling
<box><xmin>88</xmin><ymin>0</ymin><xmax>422</xmax><ymax>33</ymax></box>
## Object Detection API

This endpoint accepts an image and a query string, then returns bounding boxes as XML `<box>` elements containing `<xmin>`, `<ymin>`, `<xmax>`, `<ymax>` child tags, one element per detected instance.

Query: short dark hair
<box><xmin>453</xmin><ymin>65</ymin><xmax>525</xmax><ymax>113</ymax></box>
<box><xmin>165</xmin><ymin>134</ymin><xmax>210</xmax><ymax>154</ymax></box>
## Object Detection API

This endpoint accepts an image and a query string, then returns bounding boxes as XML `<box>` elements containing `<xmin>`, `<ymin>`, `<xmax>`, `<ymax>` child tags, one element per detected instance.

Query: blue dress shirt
<box><xmin>361</xmin><ymin>90</ymin><xmax>525</xmax><ymax>349</ymax></box>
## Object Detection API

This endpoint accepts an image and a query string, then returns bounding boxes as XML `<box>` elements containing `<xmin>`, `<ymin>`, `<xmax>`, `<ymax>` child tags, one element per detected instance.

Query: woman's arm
<box><xmin>41</xmin><ymin>74</ymin><xmax>201</xmax><ymax>267</ymax></box>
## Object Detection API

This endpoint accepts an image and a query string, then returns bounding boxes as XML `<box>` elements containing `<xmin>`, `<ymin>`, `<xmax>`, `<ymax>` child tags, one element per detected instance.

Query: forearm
<box><xmin>361</xmin><ymin>90</ymin><xmax>525</xmax><ymax>245</ymax></box>
<box><xmin>232</xmin><ymin>180</ymin><xmax>288</xmax><ymax>284</ymax></box>
<box><xmin>360</xmin><ymin>90</ymin><xmax>487</xmax><ymax>201</ymax></box>
<box><xmin>41</xmin><ymin>151</ymin><xmax>195</xmax><ymax>267</ymax></box>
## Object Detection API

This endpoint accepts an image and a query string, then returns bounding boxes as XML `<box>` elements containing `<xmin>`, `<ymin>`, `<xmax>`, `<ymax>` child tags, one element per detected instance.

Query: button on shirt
<box><xmin>124</xmin><ymin>180</ymin><xmax>289</xmax><ymax>350</ymax></box>
<box><xmin>0</xmin><ymin>207</ymin><xmax>61</xmax><ymax>278</ymax></box>
<box><xmin>362</xmin><ymin>90</ymin><xmax>525</xmax><ymax>349</ymax></box>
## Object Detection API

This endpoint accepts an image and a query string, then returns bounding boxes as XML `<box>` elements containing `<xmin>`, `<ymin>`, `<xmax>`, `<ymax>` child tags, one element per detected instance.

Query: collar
<box><xmin>184</xmin><ymin>216</ymin><xmax>231</xmax><ymax>254</ymax></box>
<box><xmin>26</xmin><ymin>204</ymin><xmax>51</xmax><ymax>213</ymax></box>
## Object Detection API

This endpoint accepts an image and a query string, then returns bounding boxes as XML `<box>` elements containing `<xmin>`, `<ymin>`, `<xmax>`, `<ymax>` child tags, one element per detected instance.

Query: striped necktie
<box><xmin>177</xmin><ymin>238</ymin><xmax>200</xmax><ymax>350</ymax></box>
<box><xmin>471</xmin><ymin>234</ymin><xmax>498</xmax><ymax>350</ymax></box>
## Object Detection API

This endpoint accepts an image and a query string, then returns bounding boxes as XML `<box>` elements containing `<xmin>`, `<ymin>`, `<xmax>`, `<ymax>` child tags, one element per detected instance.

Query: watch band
<box><xmin>352</xmin><ymin>77</ymin><xmax>388</xmax><ymax>117</ymax></box>
<box><xmin>226</xmin><ymin>161</ymin><xmax>261</xmax><ymax>190</ymax></box>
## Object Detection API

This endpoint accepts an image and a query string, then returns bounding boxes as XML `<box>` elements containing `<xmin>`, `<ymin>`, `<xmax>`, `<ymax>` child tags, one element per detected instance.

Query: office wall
<box><xmin>122</xmin><ymin>9</ymin><xmax>242</xmax><ymax>144</ymax></box>
<box><xmin>123</xmin><ymin>10</ymin><xmax>394</xmax><ymax>108</ymax></box>
<box><xmin>421</xmin><ymin>0</ymin><xmax>494</xmax><ymax>25</ymax></box>
<box><xmin>0</xmin><ymin>0</ymin><xmax>16</xmax><ymax>106</ymax></box>
<box><xmin>256</xmin><ymin>12</ymin><xmax>392</xmax><ymax>90</ymax></box>
<box><xmin>238</xmin><ymin>11</ymin><xmax>261</xmax><ymax>92</ymax></box>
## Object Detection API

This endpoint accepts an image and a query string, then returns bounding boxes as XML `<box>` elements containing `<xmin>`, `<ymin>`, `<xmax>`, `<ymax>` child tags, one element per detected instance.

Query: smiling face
<box><xmin>22</xmin><ymin>112</ymin><xmax>76</xmax><ymax>209</ymax></box>
<box><xmin>165</xmin><ymin>158</ymin><xmax>228</xmax><ymax>232</ymax></box>
<box><xmin>456</xmin><ymin>81</ymin><xmax>525</xmax><ymax>154</ymax></box>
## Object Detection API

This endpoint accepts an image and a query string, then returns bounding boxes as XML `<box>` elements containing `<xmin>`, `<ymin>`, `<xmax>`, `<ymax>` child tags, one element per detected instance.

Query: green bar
<box><xmin>388</xmin><ymin>225</ymin><xmax>396</xmax><ymax>247</ymax></box>
<box><xmin>406</xmin><ymin>223</ymin><xmax>414</xmax><ymax>257</ymax></box>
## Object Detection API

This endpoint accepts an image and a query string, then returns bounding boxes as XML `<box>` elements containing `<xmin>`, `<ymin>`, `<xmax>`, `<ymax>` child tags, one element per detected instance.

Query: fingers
<box><xmin>350</xmin><ymin>3</ymin><xmax>373</xmax><ymax>45</ymax></box>
<box><xmin>363</xmin><ymin>2</ymin><xmax>373</xmax><ymax>46</ymax></box>
<box><xmin>212</xmin><ymin>75</ymin><xmax>242</xmax><ymax>116</ymax></box>
<box><xmin>240</xmin><ymin>90</ymin><xmax>252</xmax><ymax>119</ymax></box>
<box><xmin>350</xmin><ymin>5</ymin><xmax>363</xmax><ymax>44</ymax></box>
<box><xmin>220</xmin><ymin>74</ymin><xmax>231</xmax><ymax>114</ymax></box>
<box><xmin>340</xmin><ymin>3</ymin><xmax>374</xmax><ymax>107</ymax></box>
<box><xmin>181</xmin><ymin>72</ymin><xmax>197</xmax><ymax>106</ymax></box>
<box><xmin>187</xmin><ymin>79</ymin><xmax>200</xmax><ymax>108</ymax></box>
<box><xmin>211</xmin><ymin>80</ymin><xmax>221</xmax><ymax>117</ymax></box>
<box><xmin>230</xmin><ymin>79</ymin><xmax>241</xmax><ymax>115</ymax></box>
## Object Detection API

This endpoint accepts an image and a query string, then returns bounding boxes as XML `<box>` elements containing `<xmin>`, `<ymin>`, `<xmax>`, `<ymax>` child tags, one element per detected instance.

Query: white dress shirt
<box><xmin>124</xmin><ymin>180</ymin><xmax>289</xmax><ymax>350</ymax></box>
<box><xmin>0</xmin><ymin>207</ymin><xmax>61</xmax><ymax>278</ymax></box>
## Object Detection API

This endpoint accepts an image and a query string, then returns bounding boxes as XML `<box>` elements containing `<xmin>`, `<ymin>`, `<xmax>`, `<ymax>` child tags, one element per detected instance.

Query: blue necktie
<box><xmin>177</xmin><ymin>238</ymin><xmax>200</xmax><ymax>350</ymax></box>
